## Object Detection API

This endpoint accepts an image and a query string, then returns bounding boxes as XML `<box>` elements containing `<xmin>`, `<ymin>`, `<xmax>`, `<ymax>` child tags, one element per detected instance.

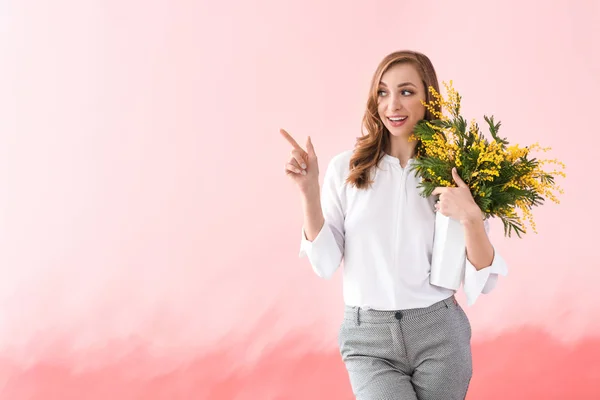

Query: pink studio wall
<box><xmin>0</xmin><ymin>0</ymin><xmax>597</xmax><ymax>398</ymax></box>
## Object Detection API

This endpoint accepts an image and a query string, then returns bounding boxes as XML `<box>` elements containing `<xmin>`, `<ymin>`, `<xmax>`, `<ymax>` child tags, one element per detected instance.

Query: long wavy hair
<box><xmin>346</xmin><ymin>50</ymin><xmax>441</xmax><ymax>189</ymax></box>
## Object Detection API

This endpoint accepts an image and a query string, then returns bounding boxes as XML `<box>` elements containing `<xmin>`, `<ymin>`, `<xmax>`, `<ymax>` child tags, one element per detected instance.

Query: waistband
<box><xmin>343</xmin><ymin>296</ymin><xmax>458</xmax><ymax>324</ymax></box>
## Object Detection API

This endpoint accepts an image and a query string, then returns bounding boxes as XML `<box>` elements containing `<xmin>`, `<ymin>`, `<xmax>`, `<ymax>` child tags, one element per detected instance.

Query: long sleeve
<box><xmin>462</xmin><ymin>219</ymin><xmax>508</xmax><ymax>306</ymax></box>
<box><xmin>298</xmin><ymin>157</ymin><xmax>346</xmax><ymax>279</ymax></box>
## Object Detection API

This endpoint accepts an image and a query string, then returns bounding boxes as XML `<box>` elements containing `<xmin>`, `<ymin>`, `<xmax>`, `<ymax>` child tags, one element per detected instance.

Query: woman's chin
<box><xmin>387</xmin><ymin>127</ymin><xmax>413</xmax><ymax>138</ymax></box>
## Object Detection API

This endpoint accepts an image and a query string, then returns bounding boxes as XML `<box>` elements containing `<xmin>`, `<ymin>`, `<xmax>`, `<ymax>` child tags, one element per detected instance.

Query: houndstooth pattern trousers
<box><xmin>338</xmin><ymin>296</ymin><xmax>472</xmax><ymax>400</ymax></box>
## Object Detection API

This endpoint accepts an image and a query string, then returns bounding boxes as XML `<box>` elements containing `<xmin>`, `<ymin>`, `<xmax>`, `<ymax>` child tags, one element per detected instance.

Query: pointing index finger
<box><xmin>279</xmin><ymin>128</ymin><xmax>304</xmax><ymax>152</ymax></box>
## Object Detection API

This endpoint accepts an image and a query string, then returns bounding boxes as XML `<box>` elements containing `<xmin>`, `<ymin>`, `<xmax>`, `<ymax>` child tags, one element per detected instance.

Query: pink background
<box><xmin>0</xmin><ymin>0</ymin><xmax>597</xmax><ymax>398</ymax></box>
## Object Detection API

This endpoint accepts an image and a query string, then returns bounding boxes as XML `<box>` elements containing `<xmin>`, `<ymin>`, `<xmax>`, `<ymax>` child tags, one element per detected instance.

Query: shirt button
<box><xmin>395</xmin><ymin>311</ymin><xmax>403</xmax><ymax>320</ymax></box>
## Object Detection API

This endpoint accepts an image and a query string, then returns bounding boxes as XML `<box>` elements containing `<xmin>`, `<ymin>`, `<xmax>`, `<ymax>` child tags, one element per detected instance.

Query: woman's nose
<box><xmin>388</xmin><ymin>95</ymin><xmax>403</xmax><ymax>111</ymax></box>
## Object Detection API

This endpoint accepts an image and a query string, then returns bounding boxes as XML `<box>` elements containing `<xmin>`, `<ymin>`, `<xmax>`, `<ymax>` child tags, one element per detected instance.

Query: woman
<box><xmin>280</xmin><ymin>50</ymin><xmax>507</xmax><ymax>400</ymax></box>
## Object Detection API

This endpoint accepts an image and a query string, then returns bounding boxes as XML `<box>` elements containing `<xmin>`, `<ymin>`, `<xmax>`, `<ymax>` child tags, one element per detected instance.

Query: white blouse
<box><xmin>299</xmin><ymin>150</ymin><xmax>508</xmax><ymax>309</ymax></box>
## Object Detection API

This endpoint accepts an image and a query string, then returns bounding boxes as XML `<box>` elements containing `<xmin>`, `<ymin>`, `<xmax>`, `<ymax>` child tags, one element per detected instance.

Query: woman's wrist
<box><xmin>460</xmin><ymin>204</ymin><xmax>484</xmax><ymax>226</ymax></box>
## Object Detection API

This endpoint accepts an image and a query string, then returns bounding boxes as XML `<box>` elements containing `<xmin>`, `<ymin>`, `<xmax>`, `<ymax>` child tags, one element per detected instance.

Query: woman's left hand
<box><xmin>432</xmin><ymin>168</ymin><xmax>482</xmax><ymax>224</ymax></box>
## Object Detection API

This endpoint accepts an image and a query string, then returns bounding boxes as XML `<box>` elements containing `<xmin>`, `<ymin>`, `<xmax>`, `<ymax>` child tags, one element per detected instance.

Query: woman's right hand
<box><xmin>280</xmin><ymin>128</ymin><xmax>319</xmax><ymax>195</ymax></box>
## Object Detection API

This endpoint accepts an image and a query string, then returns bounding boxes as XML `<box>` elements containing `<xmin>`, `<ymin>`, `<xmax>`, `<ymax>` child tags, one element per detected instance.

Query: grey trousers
<box><xmin>338</xmin><ymin>296</ymin><xmax>472</xmax><ymax>400</ymax></box>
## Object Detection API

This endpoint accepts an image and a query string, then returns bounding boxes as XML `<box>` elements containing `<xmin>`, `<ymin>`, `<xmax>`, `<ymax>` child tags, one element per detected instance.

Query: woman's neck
<box><xmin>386</xmin><ymin>136</ymin><xmax>417</xmax><ymax>167</ymax></box>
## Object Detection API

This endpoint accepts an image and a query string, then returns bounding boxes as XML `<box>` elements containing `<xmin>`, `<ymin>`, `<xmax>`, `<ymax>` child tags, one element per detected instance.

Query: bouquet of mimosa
<box><xmin>409</xmin><ymin>81</ymin><xmax>566</xmax><ymax>289</ymax></box>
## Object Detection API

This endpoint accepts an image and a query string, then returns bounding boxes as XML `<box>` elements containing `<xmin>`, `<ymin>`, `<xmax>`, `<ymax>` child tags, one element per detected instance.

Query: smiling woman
<box><xmin>282</xmin><ymin>50</ymin><xmax>508</xmax><ymax>400</ymax></box>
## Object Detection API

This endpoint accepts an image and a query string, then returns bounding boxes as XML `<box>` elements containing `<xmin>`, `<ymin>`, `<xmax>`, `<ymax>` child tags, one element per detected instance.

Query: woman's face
<box><xmin>377</xmin><ymin>62</ymin><xmax>427</xmax><ymax>139</ymax></box>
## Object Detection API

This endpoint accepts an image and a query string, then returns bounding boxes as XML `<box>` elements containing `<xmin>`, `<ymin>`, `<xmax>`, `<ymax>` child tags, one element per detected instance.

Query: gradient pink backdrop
<box><xmin>0</xmin><ymin>0</ymin><xmax>597</xmax><ymax>398</ymax></box>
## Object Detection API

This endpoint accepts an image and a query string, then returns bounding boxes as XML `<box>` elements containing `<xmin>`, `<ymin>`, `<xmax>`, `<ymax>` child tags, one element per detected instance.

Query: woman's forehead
<box><xmin>380</xmin><ymin>63</ymin><xmax>421</xmax><ymax>85</ymax></box>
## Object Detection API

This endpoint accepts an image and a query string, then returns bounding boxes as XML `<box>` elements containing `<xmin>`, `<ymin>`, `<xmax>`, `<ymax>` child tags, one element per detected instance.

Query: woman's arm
<box><xmin>433</xmin><ymin>168</ymin><xmax>508</xmax><ymax>304</ymax></box>
<box><xmin>461</xmin><ymin>211</ymin><xmax>495</xmax><ymax>271</ymax></box>
<box><xmin>461</xmin><ymin>214</ymin><xmax>509</xmax><ymax>305</ymax></box>
<box><xmin>298</xmin><ymin>157</ymin><xmax>346</xmax><ymax>279</ymax></box>
<box><xmin>301</xmin><ymin>183</ymin><xmax>325</xmax><ymax>241</ymax></box>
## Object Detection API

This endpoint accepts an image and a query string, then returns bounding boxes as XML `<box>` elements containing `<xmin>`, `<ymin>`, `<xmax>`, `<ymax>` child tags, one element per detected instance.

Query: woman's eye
<box><xmin>377</xmin><ymin>90</ymin><xmax>387</xmax><ymax>97</ymax></box>
<box><xmin>401</xmin><ymin>90</ymin><xmax>413</xmax><ymax>96</ymax></box>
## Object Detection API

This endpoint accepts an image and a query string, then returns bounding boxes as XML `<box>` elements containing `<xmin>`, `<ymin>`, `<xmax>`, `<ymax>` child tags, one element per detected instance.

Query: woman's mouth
<box><xmin>387</xmin><ymin>116</ymin><xmax>408</xmax><ymax>127</ymax></box>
